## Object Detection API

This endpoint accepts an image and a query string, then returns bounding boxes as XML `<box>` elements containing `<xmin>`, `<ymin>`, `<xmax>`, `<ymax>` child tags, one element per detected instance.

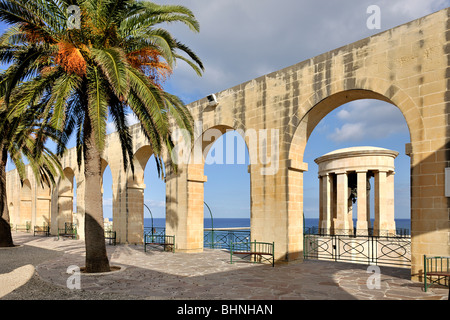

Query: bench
<box><xmin>57</xmin><ymin>223</ymin><xmax>77</xmax><ymax>240</ymax></box>
<box><xmin>34</xmin><ymin>225</ymin><xmax>50</xmax><ymax>237</ymax></box>
<box><xmin>424</xmin><ymin>255</ymin><xmax>450</xmax><ymax>292</ymax></box>
<box><xmin>230</xmin><ymin>240</ymin><xmax>275</xmax><ymax>267</ymax></box>
<box><xmin>144</xmin><ymin>233</ymin><xmax>175</xmax><ymax>253</ymax></box>
<box><xmin>105</xmin><ymin>230</ymin><xmax>116</xmax><ymax>245</ymax></box>
<box><xmin>15</xmin><ymin>222</ymin><xmax>31</xmax><ymax>233</ymax></box>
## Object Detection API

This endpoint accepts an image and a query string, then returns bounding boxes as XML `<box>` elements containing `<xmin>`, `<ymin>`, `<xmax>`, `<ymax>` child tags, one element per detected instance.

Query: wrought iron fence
<box><xmin>142</xmin><ymin>227</ymin><xmax>251</xmax><ymax>250</ymax></box>
<box><xmin>304</xmin><ymin>226</ymin><xmax>410</xmax><ymax>237</ymax></box>
<box><xmin>304</xmin><ymin>231</ymin><xmax>411</xmax><ymax>268</ymax></box>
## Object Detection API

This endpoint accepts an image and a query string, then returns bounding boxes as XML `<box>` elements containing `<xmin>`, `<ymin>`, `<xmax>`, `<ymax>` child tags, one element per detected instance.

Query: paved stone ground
<box><xmin>0</xmin><ymin>232</ymin><xmax>448</xmax><ymax>300</ymax></box>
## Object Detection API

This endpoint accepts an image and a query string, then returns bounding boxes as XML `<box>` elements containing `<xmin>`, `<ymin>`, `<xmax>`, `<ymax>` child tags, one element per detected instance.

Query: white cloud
<box><xmin>329</xmin><ymin>123</ymin><xmax>366</xmax><ymax>143</ymax></box>
<box><xmin>106</xmin><ymin>113</ymin><xmax>140</xmax><ymax>134</ymax></box>
<box><xmin>383</xmin><ymin>0</ymin><xmax>447</xmax><ymax>18</ymax></box>
<box><xmin>160</xmin><ymin>0</ymin><xmax>449</xmax><ymax>103</ymax></box>
<box><xmin>145</xmin><ymin>199</ymin><xmax>165</xmax><ymax>208</ymax></box>
<box><xmin>327</xmin><ymin>100</ymin><xmax>409</xmax><ymax>143</ymax></box>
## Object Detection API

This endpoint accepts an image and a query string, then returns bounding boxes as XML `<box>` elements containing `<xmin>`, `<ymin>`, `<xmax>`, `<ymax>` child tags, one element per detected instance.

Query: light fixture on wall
<box><xmin>206</xmin><ymin>94</ymin><xmax>218</xmax><ymax>108</ymax></box>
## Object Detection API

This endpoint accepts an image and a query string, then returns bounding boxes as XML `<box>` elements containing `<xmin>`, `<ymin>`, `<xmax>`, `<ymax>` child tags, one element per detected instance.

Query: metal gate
<box><xmin>304</xmin><ymin>233</ymin><xmax>411</xmax><ymax>267</ymax></box>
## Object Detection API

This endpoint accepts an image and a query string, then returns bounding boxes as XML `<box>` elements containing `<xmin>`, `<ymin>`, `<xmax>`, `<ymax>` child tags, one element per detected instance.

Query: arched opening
<box><xmin>143</xmin><ymin>154</ymin><xmax>166</xmax><ymax>232</ymax></box>
<box><xmin>202</xmin><ymin>127</ymin><xmax>251</xmax><ymax>248</ymax></box>
<box><xmin>120</xmin><ymin>145</ymin><xmax>158</xmax><ymax>244</ymax></box>
<box><xmin>303</xmin><ymin>98</ymin><xmax>411</xmax><ymax>234</ymax></box>
<box><xmin>204</xmin><ymin>131</ymin><xmax>251</xmax><ymax>220</ymax></box>
<box><xmin>101</xmin><ymin>159</ymin><xmax>113</xmax><ymax>231</ymax></box>
<box><xmin>290</xmin><ymin>89</ymin><xmax>415</xmax><ymax>268</ymax></box>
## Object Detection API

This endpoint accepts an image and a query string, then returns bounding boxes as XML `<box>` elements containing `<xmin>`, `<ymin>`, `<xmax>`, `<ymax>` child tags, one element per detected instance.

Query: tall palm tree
<box><xmin>0</xmin><ymin>0</ymin><xmax>203</xmax><ymax>272</ymax></box>
<box><xmin>0</xmin><ymin>74</ymin><xmax>63</xmax><ymax>247</ymax></box>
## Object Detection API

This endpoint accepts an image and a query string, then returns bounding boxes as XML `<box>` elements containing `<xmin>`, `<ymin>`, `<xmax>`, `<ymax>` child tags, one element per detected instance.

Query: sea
<box><xmin>142</xmin><ymin>217</ymin><xmax>411</xmax><ymax>232</ymax></box>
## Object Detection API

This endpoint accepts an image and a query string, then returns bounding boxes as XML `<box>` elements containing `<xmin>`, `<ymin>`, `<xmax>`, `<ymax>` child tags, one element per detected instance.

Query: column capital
<box><xmin>318</xmin><ymin>172</ymin><xmax>331</xmax><ymax>178</ymax></box>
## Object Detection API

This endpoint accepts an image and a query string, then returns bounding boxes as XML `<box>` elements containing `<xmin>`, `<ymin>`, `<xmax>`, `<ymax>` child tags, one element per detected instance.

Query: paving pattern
<box><xmin>1</xmin><ymin>233</ymin><xmax>448</xmax><ymax>300</ymax></box>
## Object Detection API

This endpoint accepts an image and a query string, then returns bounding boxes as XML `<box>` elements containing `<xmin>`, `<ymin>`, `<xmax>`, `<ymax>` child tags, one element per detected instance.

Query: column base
<box><xmin>356</xmin><ymin>221</ymin><xmax>369</xmax><ymax>236</ymax></box>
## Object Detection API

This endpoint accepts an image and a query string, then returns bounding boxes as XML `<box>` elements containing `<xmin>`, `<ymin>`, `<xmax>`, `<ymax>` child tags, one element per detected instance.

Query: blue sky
<box><xmin>3</xmin><ymin>1</ymin><xmax>449</xmax><ymax>221</ymax></box>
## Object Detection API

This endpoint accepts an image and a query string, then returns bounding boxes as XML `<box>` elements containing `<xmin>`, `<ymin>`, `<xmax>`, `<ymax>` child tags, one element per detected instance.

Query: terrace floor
<box><xmin>0</xmin><ymin>232</ymin><xmax>447</xmax><ymax>301</ymax></box>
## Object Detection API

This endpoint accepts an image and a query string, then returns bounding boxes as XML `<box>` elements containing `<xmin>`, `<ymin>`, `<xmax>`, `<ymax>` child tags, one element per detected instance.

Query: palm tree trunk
<box><xmin>0</xmin><ymin>147</ymin><xmax>14</xmax><ymax>247</ymax></box>
<box><xmin>83</xmin><ymin>116</ymin><xmax>110</xmax><ymax>273</ymax></box>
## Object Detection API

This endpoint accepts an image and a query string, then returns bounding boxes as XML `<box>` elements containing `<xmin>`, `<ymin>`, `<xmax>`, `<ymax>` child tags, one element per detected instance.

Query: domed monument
<box><xmin>314</xmin><ymin>147</ymin><xmax>399</xmax><ymax>236</ymax></box>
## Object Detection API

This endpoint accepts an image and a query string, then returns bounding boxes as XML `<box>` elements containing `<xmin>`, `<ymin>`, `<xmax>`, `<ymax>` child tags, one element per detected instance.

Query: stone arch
<box><xmin>128</xmin><ymin>145</ymin><xmax>153</xmax><ymax>186</ymax></box>
<box><xmin>188</xmin><ymin>124</ymin><xmax>254</xmax><ymax>166</ymax></box>
<box><xmin>116</xmin><ymin>145</ymin><xmax>154</xmax><ymax>244</ymax></box>
<box><xmin>287</xmin><ymin>85</ymin><xmax>421</xmax><ymax>163</ymax></box>
<box><xmin>286</xmin><ymin>84</ymin><xmax>425</xmax><ymax>265</ymax></box>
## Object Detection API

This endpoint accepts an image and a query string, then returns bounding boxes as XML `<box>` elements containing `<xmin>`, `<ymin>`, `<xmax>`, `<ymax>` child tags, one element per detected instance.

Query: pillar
<box><xmin>320</xmin><ymin>173</ymin><xmax>332</xmax><ymax>234</ymax></box>
<box><xmin>356</xmin><ymin>171</ymin><xmax>369</xmax><ymax>235</ymax></box>
<box><xmin>386</xmin><ymin>171</ymin><xmax>396</xmax><ymax>235</ymax></box>
<box><xmin>374</xmin><ymin>170</ymin><xmax>388</xmax><ymax>236</ymax></box>
<box><xmin>335</xmin><ymin>171</ymin><xmax>351</xmax><ymax>235</ymax></box>
<box><xmin>126</xmin><ymin>183</ymin><xmax>145</xmax><ymax>244</ymax></box>
<box><xmin>166</xmin><ymin>163</ymin><xmax>206</xmax><ymax>253</ymax></box>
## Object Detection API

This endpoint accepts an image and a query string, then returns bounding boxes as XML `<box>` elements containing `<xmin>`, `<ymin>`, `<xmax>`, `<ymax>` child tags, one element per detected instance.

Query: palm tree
<box><xmin>0</xmin><ymin>74</ymin><xmax>63</xmax><ymax>247</ymax></box>
<box><xmin>0</xmin><ymin>0</ymin><xmax>203</xmax><ymax>272</ymax></box>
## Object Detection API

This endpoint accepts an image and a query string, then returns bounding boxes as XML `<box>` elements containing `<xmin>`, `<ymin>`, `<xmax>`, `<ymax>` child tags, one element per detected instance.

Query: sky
<box><xmin>4</xmin><ymin>1</ymin><xmax>450</xmax><ymax>221</ymax></box>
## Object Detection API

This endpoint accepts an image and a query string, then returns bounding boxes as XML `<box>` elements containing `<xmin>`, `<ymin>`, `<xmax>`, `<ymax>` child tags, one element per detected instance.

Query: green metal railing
<box><xmin>230</xmin><ymin>240</ymin><xmax>275</xmax><ymax>267</ymax></box>
<box><xmin>57</xmin><ymin>222</ymin><xmax>77</xmax><ymax>239</ymax></box>
<box><xmin>144</xmin><ymin>233</ymin><xmax>175</xmax><ymax>253</ymax></box>
<box><xmin>204</xmin><ymin>228</ymin><xmax>250</xmax><ymax>249</ymax></box>
<box><xmin>424</xmin><ymin>255</ymin><xmax>450</xmax><ymax>292</ymax></box>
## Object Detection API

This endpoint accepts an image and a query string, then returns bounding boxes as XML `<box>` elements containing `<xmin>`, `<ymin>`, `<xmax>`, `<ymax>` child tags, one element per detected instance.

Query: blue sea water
<box><xmin>143</xmin><ymin>217</ymin><xmax>411</xmax><ymax>231</ymax></box>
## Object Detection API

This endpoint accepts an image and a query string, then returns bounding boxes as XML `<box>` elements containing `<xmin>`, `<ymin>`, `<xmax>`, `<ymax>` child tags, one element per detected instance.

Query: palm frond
<box><xmin>86</xmin><ymin>65</ymin><xmax>108</xmax><ymax>151</ymax></box>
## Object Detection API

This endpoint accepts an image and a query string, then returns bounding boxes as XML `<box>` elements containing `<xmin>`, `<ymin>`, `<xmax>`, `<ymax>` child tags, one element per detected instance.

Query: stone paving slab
<box><xmin>1</xmin><ymin>233</ymin><xmax>448</xmax><ymax>300</ymax></box>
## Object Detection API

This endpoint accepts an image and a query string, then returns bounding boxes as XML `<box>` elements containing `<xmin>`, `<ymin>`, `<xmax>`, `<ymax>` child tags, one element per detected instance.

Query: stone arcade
<box><xmin>6</xmin><ymin>9</ymin><xmax>450</xmax><ymax>281</ymax></box>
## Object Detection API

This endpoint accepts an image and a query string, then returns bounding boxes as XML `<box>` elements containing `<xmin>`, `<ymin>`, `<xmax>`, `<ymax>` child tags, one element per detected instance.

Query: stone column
<box><xmin>320</xmin><ymin>173</ymin><xmax>333</xmax><ymax>234</ymax></box>
<box><xmin>386</xmin><ymin>171</ymin><xmax>396</xmax><ymax>235</ymax></box>
<box><xmin>356</xmin><ymin>171</ymin><xmax>369</xmax><ymax>235</ymax></box>
<box><xmin>335</xmin><ymin>171</ymin><xmax>350</xmax><ymax>234</ymax></box>
<box><xmin>366</xmin><ymin>174</ymin><xmax>371</xmax><ymax>230</ymax></box>
<box><xmin>374</xmin><ymin>170</ymin><xmax>388</xmax><ymax>236</ymax></box>
<box><xmin>125</xmin><ymin>183</ymin><xmax>145</xmax><ymax>244</ymax></box>
<box><xmin>319</xmin><ymin>175</ymin><xmax>323</xmax><ymax>231</ymax></box>
<box><xmin>166</xmin><ymin>163</ymin><xmax>206</xmax><ymax>253</ymax></box>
